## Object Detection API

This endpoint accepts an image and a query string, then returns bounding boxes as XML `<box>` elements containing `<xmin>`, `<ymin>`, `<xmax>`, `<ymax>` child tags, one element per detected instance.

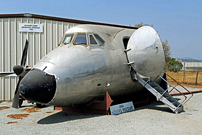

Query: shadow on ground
<box><xmin>20</xmin><ymin>104</ymin><xmax>49</xmax><ymax>108</ymax></box>
<box><xmin>37</xmin><ymin>97</ymin><xmax>184</xmax><ymax>124</ymax></box>
<box><xmin>37</xmin><ymin>111</ymin><xmax>102</xmax><ymax>124</ymax></box>
<box><xmin>136</xmin><ymin>97</ymin><xmax>184</xmax><ymax>114</ymax></box>
<box><xmin>137</xmin><ymin>101</ymin><xmax>173</xmax><ymax>113</ymax></box>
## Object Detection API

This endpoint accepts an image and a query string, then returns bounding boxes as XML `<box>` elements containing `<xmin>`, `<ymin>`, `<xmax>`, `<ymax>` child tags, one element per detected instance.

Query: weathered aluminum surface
<box><xmin>32</xmin><ymin>25</ymin><xmax>165</xmax><ymax>106</ymax></box>
<box><xmin>127</xmin><ymin>26</ymin><xmax>165</xmax><ymax>79</ymax></box>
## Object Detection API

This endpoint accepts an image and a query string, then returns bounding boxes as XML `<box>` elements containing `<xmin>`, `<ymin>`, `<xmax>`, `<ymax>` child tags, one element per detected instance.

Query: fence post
<box><xmin>183</xmin><ymin>62</ymin><xmax>185</xmax><ymax>84</ymax></box>
<box><xmin>195</xmin><ymin>71</ymin><xmax>199</xmax><ymax>85</ymax></box>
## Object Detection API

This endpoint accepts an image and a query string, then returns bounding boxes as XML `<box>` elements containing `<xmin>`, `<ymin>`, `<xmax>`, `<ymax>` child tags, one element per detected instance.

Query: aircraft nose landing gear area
<box><xmin>20</xmin><ymin>68</ymin><xmax>56</xmax><ymax>104</ymax></box>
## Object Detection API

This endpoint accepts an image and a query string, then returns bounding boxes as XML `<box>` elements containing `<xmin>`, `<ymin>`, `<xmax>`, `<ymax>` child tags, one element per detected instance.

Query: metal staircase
<box><xmin>134</xmin><ymin>72</ymin><xmax>193</xmax><ymax>114</ymax></box>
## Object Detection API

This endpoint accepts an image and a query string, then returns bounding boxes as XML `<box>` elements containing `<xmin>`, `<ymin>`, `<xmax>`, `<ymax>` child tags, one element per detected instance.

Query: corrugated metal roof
<box><xmin>0</xmin><ymin>13</ymin><xmax>138</xmax><ymax>29</ymax></box>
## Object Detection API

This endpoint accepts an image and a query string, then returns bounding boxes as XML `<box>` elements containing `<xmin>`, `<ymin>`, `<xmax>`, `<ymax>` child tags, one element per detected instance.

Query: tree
<box><xmin>167</xmin><ymin>58</ymin><xmax>183</xmax><ymax>72</ymax></box>
<box><xmin>134</xmin><ymin>22</ymin><xmax>152</xmax><ymax>28</ymax></box>
<box><xmin>162</xmin><ymin>40</ymin><xmax>171</xmax><ymax>64</ymax></box>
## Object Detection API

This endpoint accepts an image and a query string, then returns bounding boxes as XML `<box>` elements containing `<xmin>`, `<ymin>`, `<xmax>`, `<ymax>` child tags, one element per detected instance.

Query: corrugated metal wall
<box><xmin>0</xmin><ymin>17</ymin><xmax>78</xmax><ymax>101</ymax></box>
<box><xmin>183</xmin><ymin>62</ymin><xmax>202</xmax><ymax>68</ymax></box>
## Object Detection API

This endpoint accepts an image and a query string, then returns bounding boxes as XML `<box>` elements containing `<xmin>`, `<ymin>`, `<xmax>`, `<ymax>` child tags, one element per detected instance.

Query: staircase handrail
<box><xmin>165</xmin><ymin>71</ymin><xmax>193</xmax><ymax>105</ymax></box>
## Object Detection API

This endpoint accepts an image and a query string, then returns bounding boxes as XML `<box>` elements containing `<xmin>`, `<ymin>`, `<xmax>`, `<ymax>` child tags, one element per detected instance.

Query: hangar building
<box><xmin>182</xmin><ymin>62</ymin><xmax>202</xmax><ymax>71</ymax></box>
<box><xmin>0</xmin><ymin>13</ymin><xmax>132</xmax><ymax>101</ymax></box>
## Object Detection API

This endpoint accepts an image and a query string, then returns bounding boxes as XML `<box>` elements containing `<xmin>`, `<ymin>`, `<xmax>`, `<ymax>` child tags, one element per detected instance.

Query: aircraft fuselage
<box><xmin>19</xmin><ymin>25</ymin><xmax>165</xmax><ymax>106</ymax></box>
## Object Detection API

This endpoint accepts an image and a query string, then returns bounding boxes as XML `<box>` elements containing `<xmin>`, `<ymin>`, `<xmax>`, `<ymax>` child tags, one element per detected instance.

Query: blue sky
<box><xmin>1</xmin><ymin>0</ymin><xmax>202</xmax><ymax>60</ymax></box>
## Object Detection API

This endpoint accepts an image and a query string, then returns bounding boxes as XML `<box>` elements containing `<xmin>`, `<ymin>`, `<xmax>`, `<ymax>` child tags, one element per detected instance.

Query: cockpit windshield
<box><xmin>61</xmin><ymin>32</ymin><xmax>104</xmax><ymax>47</ymax></box>
<box><xmin>73</xmin><ymin>33</ymin><xmax>87</xmax><ymax>45</ymax></box>
<box><xmin>62</xmin><ymin>34</ymin><xmax>74</xmax><ymax>44</ymax></box>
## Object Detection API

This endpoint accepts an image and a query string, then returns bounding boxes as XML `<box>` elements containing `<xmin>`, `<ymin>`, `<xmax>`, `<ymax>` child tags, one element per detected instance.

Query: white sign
<box><xmin>19</xmin><ymin>23</ymin><xmax>43</xmax><ymax>32</ymax></box>
<box><xmin>110</xmin><ymin>101</ymin><xmax>135</xmax><ymax>115</ymax></box>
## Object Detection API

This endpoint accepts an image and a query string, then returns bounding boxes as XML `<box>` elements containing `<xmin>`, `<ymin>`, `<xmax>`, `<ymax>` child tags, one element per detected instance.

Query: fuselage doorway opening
<box><xmin>123</xmin><ymin>37</ymin><xmax>129</xmax><ymax>49</ymax></box>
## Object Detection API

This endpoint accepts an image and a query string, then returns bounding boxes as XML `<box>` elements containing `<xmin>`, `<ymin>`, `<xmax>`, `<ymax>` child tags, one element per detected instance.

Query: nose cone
<box><xmin>19</xmin><ymin>68</ymin><xmax>56</xmax><ymax>104</ymax></box>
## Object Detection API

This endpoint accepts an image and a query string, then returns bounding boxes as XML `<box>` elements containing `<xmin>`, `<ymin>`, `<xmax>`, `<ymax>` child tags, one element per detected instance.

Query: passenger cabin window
<box><xmin>62</xmin><ymin>34</ymin><xmax>74</xmax><ymax>44</ymax></box>
<box><xmin>73</xmin><ymin>33</ymin><xmax>87</xmax><ymax>45</ymax></box>
<box><xmin>89</xmin><ymin>35</ymin><xmax>97</xmax><ymax>45</ymax></box>
<box><xmin>94</xmin><ymin>34</ymin><xmax>105</xmax><ymax>45</ymax></box>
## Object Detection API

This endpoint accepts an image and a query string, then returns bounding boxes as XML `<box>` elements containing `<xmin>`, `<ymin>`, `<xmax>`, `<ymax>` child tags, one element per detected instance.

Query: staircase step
<box><xmin>172</xmin><ymin>101</ymin><xmax>179</xmax><ymax>105</ymax></box>
<box><xmin>136</xmin><ymin>74</ymin><xmax>183</xmax><ymax>113</ymax></box>
<box><xmin>166</xmin><ymin>96</ymin><xmax>172</xmax><ymax>101</ymax></box>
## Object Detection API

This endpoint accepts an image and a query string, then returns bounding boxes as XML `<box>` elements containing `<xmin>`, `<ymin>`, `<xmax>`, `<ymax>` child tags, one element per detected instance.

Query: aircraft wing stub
<box><xmin>0</xmin><ymin>72</ymin><xmax>15</xmax><ymax>77</ymax></box>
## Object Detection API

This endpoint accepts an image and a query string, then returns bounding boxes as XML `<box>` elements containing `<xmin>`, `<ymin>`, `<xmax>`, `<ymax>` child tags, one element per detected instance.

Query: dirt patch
<box><xmin>22</xmin><ymin>108</ymin><xmax>40</xmax><ymax>113</ymax></box>
<box><xmin>7</xmin><ymin>114</ymin><xmax>29</xmax><ymax>119</ymax></box>
<box><xmin>0</xmin><ymin>106</ymin><xmax>10</xmax><ymax>110</ymax></box>
<box><xmin>46</xmin><ymin>111</ymin><xmax>53</xmax><ymax>113</ymax></box>
<box><xmin>7</xmin><ymin>121</ymin><xmax>18</xmax><ymax>124</ymax></box>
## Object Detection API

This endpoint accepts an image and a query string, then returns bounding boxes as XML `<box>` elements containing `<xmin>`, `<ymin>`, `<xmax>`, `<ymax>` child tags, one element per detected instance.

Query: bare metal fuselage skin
<box><xmin>20</xmin><ymin>25</ymin><xmax>165</xmax><ymax>106</ymax></box>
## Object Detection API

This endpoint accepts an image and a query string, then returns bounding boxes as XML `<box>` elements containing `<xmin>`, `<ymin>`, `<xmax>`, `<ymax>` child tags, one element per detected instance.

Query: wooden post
<box><xmin>195</xmin><ymin>71</ymin><xmax>199</xmax><ymax>85</ymax></box>
<box><xmin>183</xmin><ymin>62</ymin><xmax>185</xmax><ymax>84</ymax></box>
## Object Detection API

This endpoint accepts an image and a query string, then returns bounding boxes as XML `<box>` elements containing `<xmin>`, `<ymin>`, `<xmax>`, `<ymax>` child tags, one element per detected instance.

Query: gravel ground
<box><xmin>0</xmin><ymin>86</ymin><xmax>202</xmax><ymax>135</ymax></box>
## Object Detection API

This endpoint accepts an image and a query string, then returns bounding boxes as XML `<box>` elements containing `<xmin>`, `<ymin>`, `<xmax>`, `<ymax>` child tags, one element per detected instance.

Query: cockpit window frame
<box><xmin>94</xmin><ymin>33</ymin><xmax>105</xmax><ymax>46</ymax></box>
<box><xmin>60</xmin><ymin>32</ymin><xmax>106</xmax><ymax>47</ymax></box>
<box><xmin>60</xmin><ymin>33</ymin><xmax>75</xmax><ymax>45</ymax></box>
<box><xmin>89</xmin><ymin>34</ymin><xmax>98</xmax><ymax>46</ymax></box>
<box><xmin>72</xmin><ymin>32</ymin><xmax>89</xmax><ymax>46</ymax></box>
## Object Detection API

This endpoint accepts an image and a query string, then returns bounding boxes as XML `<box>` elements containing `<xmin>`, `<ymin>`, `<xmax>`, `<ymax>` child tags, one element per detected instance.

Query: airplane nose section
<box><xmin>19</xmin><ymin>68</ymin><xmax>56</xmax><ymax>104</ymax></box>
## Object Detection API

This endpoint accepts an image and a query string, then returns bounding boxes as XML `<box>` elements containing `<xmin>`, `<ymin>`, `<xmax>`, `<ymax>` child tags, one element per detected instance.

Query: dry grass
<box><xmin>167</xmin><ymin>71</ymin><xmax>202</xmax><ymax>88</ymax></box>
